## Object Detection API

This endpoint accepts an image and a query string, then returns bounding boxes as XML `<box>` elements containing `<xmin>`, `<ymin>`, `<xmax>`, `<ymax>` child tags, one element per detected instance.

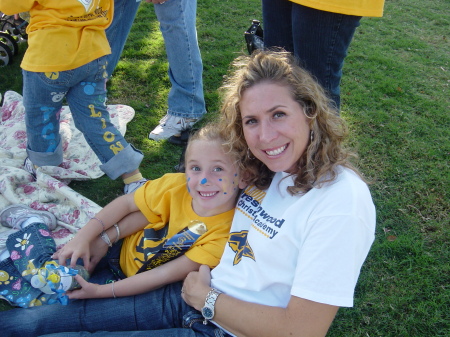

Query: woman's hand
<box><xmin>181</xmin><ymin>264</ymin><xmax>212</xmax><ymax>310</ymax></box>
<box><xmin>66</xmin><ymin>275</ymin><xmax>102</xmax><ymax>300</ymax></box>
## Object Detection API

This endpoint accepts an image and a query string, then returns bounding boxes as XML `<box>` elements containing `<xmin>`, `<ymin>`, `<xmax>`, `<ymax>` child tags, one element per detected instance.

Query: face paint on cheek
<box><xmin>232</xmin><ymin>173</ymin><xmax>239</xmax><ymax>191</ymax></box>
<box><xmin>219</xmin><ymin>178</ymin><xmax>228</xmax><ymax>194</ymax></box>
<box><xmin>186</xmin><ymin>177</ymin><xmax>191</xmax><ymax>193</ymax></box>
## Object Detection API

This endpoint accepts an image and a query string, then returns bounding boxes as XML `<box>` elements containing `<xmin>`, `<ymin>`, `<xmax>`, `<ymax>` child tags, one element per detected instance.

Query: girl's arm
<box><xmin>67</xmin><ymin>255</ymin><xmax>200</xmax><ymax>299</ymax></box>
<box><xmin>182</xmin><ymin>265</ymin><xmax>338</xmax><ymax>337</ymax></box>
<box><xmin>56</xmin><ymin>193</ymin><xmax>140</xmax><ymax>271</ymax></box>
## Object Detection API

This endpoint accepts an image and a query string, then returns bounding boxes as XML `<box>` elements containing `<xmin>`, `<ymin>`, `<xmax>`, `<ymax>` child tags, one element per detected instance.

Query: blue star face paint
<box><xmin>201</xmin><ymin>178</ymin><xmax>208</xmax><ymax>185</ymax></box>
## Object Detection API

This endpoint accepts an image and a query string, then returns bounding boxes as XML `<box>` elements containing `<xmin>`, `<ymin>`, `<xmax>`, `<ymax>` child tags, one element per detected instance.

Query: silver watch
<box><xmin>201</xmin><ymin>288</ymin><xmax>222</xmax><ymax>324</ymax></box>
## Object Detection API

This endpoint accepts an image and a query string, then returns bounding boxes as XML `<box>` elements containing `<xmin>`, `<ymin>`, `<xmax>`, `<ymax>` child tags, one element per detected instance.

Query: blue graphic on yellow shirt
<box><xmin>135</xmin><ymin>221</ymin><xmax>207</xmax><ymax>273</ymax></box>
<box><xmin>135</xmin><ymin>226</ymin><xmax>168</xmax><ymax>265</ymax></box>
<box><xmin>228</xmin><ymin>230</ymin><xmax>255</xmax><ymax>265</ymax></box>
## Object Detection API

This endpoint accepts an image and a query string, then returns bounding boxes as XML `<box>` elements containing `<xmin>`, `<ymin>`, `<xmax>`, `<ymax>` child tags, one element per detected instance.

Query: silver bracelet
<box><xmin>113</xmin><ymin>224</ymin><xmax>120</xmax><ymax>244</ymax></box>
<box><xmin>100</xmin><ymin>231</ymin><xmax>112</xmax><ymax>247</ymax></box>
<box><xmin>92</xmin><ymin>217</ymin><xmax>105</xmax><ymax>231</ymax></box>
<box><xmin>111</xmin><ymin>281</ymin><xmax>116</xmax><ymax>299</ymax></box>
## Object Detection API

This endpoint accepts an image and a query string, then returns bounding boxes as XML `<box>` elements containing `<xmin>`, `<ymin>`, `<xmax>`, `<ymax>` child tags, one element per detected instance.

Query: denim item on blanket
<box><xmin>0</xmin><ymin>223</ymin><xmax>67</xmax><ymax>307</ymax></box>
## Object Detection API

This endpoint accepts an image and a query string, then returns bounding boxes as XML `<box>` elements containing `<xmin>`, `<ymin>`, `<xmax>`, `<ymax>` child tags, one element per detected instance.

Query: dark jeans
<box><xmin>262</xmin><ymin>0</ymin><xmax>361</xmax><ymax>109</ymax></box>
<box><xmin>1</xmin><ymin>281</ymin><xmax>232</xmax><ymax>337</ymax></box>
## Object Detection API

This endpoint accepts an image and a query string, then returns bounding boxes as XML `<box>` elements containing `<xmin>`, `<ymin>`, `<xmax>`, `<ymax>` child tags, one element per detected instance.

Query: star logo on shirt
<box><xmin>228</xmin><ymin>231</ymin><xmax>255</xmax><ymax>265</ymax></box>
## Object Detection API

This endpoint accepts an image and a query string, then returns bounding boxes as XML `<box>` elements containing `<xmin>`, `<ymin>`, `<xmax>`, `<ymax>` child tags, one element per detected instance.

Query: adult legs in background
<box><xmin>105</xmin><ymin>0</ymin><xmax>206</xmax><ymax>141</ymax></box>
<box><xmin>149</xmin><ymin>0</ymin><xmax>206</xmax><ymax>140</ymax></box>
<box><xmin>262</xmin><ymin>0</ymin><xmax>361</xmax><ymax>109</ymax></box>
<box><xmin>105</xmin><ymin>0</ymin><xmax>142</xmax><ymax>76</ymax></box>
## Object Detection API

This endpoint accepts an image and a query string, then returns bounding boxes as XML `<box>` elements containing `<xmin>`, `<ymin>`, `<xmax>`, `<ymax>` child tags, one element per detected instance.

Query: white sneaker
<box><xmin>124</xmin><ymin>178</ymin><xmax>147</xmax><ymax>194</ymax></box>
<box><xmin>0</xmin><ymin>204</ymin><xmax>57</xmax><ymax>230</ymax></box>
<box><xmin>148</xmin><ymin>114</ymin><xmax>197</xmax><ymax>141</ymax></box>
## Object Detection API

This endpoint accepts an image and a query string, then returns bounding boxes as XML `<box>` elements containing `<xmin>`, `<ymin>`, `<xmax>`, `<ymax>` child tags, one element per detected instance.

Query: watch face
<box><xmin>202</xmin><ymin>306</ymin><xmax>214</xmax><ymax>320</ymax></box>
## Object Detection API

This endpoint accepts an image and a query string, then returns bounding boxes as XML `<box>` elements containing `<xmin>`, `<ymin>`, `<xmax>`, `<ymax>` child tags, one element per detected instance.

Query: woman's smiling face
<box><xmin>240</xmin><ymin>82</ymin><xmax>311</xmax><ymax>173</ymax></box>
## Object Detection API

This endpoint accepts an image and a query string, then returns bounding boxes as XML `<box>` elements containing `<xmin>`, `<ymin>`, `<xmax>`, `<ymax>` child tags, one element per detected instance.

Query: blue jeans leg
<box><xmin>1</xmin><ymin>282</ymin><xmax>221</xmax><ymax>337</ymax></box>
<box><xmin>23</xmin><ymin>70</ymin><xmax>66</xmax><ymax>166</ymax></box>
<box><xmin>155</xmin><ymin>0</ymin><xmax>206</xmax><ymax>118</ymax></box>
<box><xmin>262</xmin><ymin>0</ymin><xmax>361</xmax><ymax>109</ymax></box>
<box><xmin>23</xmin><ymin>56</ymin><xmax>143</xmax><ymax>179</ymax></box>
<box><xmin>106</xmin><ymin>0</ymin><xmax>142</xmax><ymax>76</ymax></box>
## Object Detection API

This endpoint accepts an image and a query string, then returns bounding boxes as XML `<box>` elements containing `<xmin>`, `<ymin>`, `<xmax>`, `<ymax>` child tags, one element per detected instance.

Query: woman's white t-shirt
<box><xmin>211</xmin><ymin>167</ymin><xmax>375</xmax><ymax>308</ymax></box>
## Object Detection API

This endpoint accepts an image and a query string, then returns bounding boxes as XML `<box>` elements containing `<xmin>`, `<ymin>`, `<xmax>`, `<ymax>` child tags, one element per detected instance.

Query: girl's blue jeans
<box><xmin>0</xmin><ymin>223</ymin><xmax>75</xmax><ymax>307</ymax></box>
<box><xmin>106</xmin><ymin>0</ymin><xmax>206</xmax><ymax>118</ymax></box>
<box><xmin>261</xmin><ymin>0</ymin><xmax>362</xmax><ymax>109</ymax></box>
<box><xmin>23</xmin><ymin>56</ymin><xmax>143</xmax><ymax>180</ymax></box>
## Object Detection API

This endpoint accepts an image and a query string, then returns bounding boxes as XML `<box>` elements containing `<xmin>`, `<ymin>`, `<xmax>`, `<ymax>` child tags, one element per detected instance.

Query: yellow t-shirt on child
<box><xmin>120</xmin><ymin>173</ymin><xmax>235</xmax><ymax>277</ymax></box>
<box><xmin>0</xmin><ymin>0</ymin><xmax>113</xmax><ymax>72</ymax></box>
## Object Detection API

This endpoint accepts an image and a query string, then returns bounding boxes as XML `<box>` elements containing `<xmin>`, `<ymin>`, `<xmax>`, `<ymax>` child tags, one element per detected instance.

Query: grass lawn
<box><xmin>0</xmin><ymin>0</ymin><xmax>449</xmax><ymax>335</ymax></box>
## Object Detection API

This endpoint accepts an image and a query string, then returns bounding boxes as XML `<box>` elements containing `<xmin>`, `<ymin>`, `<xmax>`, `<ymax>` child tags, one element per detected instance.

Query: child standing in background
<box><xmin>0</xmin><ymin>0</ymin><xmax>147</xmax><ymax>194</ymax></box>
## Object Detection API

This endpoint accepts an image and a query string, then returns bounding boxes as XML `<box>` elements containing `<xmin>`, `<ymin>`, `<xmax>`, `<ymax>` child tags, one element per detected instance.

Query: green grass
<box><xmin>1</xmin><ymin>0</ymin><xmax>449</xmax><ymax>335</ymax></box>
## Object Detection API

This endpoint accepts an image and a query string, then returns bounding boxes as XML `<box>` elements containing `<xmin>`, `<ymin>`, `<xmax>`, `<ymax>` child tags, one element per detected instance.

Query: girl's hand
<box><xmin>53</xmin><ymin>234</ymin><xmax>91</xmax><ymax>270</ymax></box>
<box><xmin>181</xmin><ymin>264</ymin><xmax>212</xmax><ymax>310</ymax></box>
<box><xmin>66</xmin><ymin>275</ymin><xmax>102</xmax><ymax>300</ymax></box>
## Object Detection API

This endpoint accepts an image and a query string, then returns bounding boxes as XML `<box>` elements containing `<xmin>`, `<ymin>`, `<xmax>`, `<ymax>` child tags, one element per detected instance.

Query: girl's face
<box><xmin>185</xmin><ymin>139</ymin><xmax>244</xmax><ymax>217</ymax></box>
<box><xmin>240</xmin><ymin>82</ymin><xmax>310</xmax><ymax>173</ymax></box>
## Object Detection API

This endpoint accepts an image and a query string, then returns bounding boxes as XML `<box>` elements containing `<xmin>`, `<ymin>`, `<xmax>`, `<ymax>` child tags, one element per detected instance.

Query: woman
<box><xmin>1</xmin><ymin>50</ymin><xmax>375</xmax><ymax>337</ymax></box>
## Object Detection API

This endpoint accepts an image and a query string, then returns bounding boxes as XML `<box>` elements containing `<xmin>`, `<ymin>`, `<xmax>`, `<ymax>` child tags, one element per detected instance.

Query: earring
<box><xmin>310</xmin><ymin>130</ymin><xmax>314</xmax><ymax>143</ymax></box>
<box><xmin>247</xmin><ymin>148</ymin><xmax>255</xmax><ymax>160</ymax></box>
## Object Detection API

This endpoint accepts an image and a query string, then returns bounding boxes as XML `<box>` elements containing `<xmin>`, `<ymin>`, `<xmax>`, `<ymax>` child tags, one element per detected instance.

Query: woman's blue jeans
<box><xmin>261</xmin><ymin>0</ymin><xmax>361</xmax><ymax>109</ymax></box>
<box><xmin>22</xmin><ymin>56</ymin><xmax>143</xmax><ymax>180</ymax></box>
<box><xmin>106</xmin><ymin>0</ymin><xmax>206</xmax><ymax>118</ymax></box>
<box><xmin>1</xmin><ymin>281</ymin><xmax>231</xmax><ymax>337</ymax></box>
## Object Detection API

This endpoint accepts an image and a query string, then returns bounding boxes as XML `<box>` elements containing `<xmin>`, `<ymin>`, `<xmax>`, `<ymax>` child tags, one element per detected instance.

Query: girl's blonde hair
<box><xmin>219</xmin><ymin>49</ymin><xmax>361</xmax><ymax>195</ymax></box>
<box><xmin>185</xmin><ymin>122</ymin><xmax>241</xmax><ymax>168</ymax></box>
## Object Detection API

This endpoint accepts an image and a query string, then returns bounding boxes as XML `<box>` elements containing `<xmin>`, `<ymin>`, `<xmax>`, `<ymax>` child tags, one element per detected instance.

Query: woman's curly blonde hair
<box><xmin>219</xmin><ymin>49</ymin><xmax>362</xmax><ymax>195</ymax></box>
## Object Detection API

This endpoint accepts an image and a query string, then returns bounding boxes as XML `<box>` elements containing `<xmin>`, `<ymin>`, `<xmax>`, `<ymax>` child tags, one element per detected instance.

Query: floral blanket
<box><xmin>0</xmin><ymin>90</ymin><xmax>136</xmax><ymax>251</ymax></box>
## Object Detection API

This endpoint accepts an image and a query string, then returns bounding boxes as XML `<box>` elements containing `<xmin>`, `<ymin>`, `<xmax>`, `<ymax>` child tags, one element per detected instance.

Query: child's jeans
<box><xmin>0</xmin><ymin>223</ymin><xmax>67</xmax><ymax>307</ymax></box>
<box><xmin>22</xmin><ymin>55</ymin><xmax>143</xmax><ymax>180</ymax></box>
<box><xmin>0</xmin><ymin>223</ymin><xmax>125</xmax><ymax>308</ymax></box>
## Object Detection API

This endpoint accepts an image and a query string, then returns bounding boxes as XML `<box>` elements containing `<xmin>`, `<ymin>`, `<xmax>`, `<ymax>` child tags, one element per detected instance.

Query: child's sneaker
<box><xmin>148</xmin><ymin>114</ymin><xmax>198</xmax><ymax>141</ymax></box>
<box><xmin>124</xmin><ymin>178</ymin><xmax>147</xmax><ymax>194</ymax></box>
<box><xmin>0</xmin><ymin>204</ymin><xmax>57</xmax><ymax>230</ymax></box>
<box><xmin>23</xmin><ymin>157</ymin><xmax>37</xmax><ymax>178</ymax></box>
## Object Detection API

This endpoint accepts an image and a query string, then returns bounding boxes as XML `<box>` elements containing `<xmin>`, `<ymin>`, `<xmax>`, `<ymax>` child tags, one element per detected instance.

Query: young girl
<box><xmin>0</xmin><ymin>123</ymin><xmax>245</xmax><ymax>307</ymax></box>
